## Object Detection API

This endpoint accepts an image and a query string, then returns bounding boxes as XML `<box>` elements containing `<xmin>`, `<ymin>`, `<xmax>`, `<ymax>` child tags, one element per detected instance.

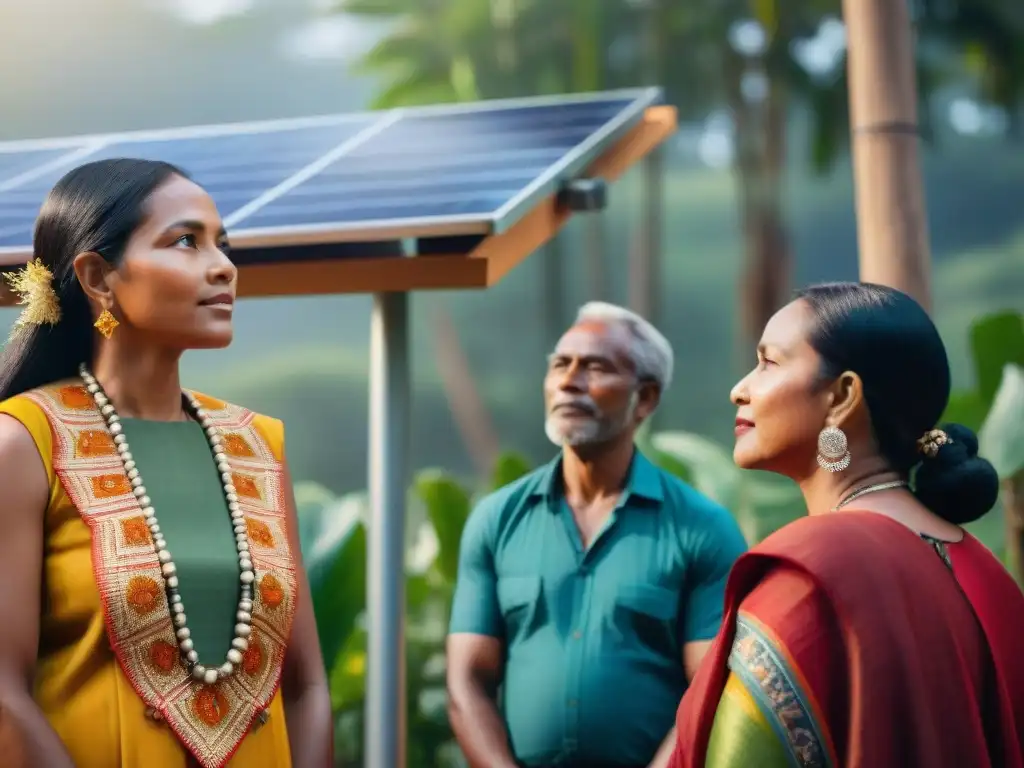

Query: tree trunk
<box><xmin>728</xmin><ymin>54</ymin><xmax>793</xmax><ymax>348</ymax></box>
<box><xmin>842</xmin><ymin>0</ymin><xmax>932</xmax><ymax>308</ymax></box>
<box><xmin>1004</xmin><ymin>471</ymin><xmax>1024</xmax><ymax>584</ymax></box>
<box><xmin>742</xmin><ymin>77</ymin><xmax>792</xmax><ymax>344</ymax></box>
<box><xmin>429</xmin><ymin>306</ymin><xmax>501</xmax><ymax>479</ymax></box>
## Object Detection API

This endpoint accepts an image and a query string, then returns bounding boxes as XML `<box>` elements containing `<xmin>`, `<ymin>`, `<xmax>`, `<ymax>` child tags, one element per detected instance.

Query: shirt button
<box><xmin>572</xmin><ymin>630</ymin><xmax>582</xmax><ymax>640</ymax></box>
<box><xmin>567</xmin><ymin>699</ymin><xmax>578</xmax><ymax>708</ymax></box>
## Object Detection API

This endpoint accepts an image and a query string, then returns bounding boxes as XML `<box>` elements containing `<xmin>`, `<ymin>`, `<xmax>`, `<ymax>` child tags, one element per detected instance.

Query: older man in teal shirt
<box><xmin>446</xmin><ymin>302</ymin><xmax>748</xmax><ymax>768</ymax></box>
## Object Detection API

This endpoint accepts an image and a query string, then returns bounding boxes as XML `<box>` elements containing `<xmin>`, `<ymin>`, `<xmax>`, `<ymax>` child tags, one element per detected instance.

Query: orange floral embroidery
<box><xmin>58</xmin><ymin>385</ymin><xmax>92</xmax><ymax>409</ymax></box>
<box><xmin>231</xmin><ymin>473</ymin><xmax>260</xmax><ymax>500</ymax></box>
<box><xmin>75</xmin><ymin>429</ymin><xmax>117</xmax><ymax>458</ymax></box>
<box><xmin>242</xmin><ymin>637</ymin><xmax>265</xmax><ymax>676</ymax></box>
<box><xmin>223</xmin><ymin>433</ymin><xmax>255</xmax><ymax>458</ymax></box>
<box><xmin>92</xmin><ymin>474</ymin><xmax>130</xmax><ymax>498</ymax></box>
<box><xmin>149</xmin><ymin>640</ymin><xmax>178</xmax><ymax>674</ymax></box>
<box><xmin>192</xmin><ymin>685</ymin><xmax>230</xmax><ymax>727</ymax></box>
<box><xmin>126</xmin><ymin>576</ymin><xmax>162</xmax><ymax>615</ymax></box>
<box><xmin>259</xmin><ymin>574</ymin><xmax>284</xmax><ymax>609</ymax></box>
<box><xmin>246</xmin><ymin>518</ymin><xmax>275</xmax><ymax>548</ymax></box>
<box><xmin>121</xmin><ymin>516</ymin><xmax>151</xmax><ymax>546</ymax></box>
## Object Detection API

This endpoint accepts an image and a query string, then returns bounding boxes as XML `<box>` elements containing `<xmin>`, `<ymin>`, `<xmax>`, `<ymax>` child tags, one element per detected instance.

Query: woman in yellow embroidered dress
<box><xmin>0</xmin><ymin>159</ymin><xmax>332</xmax><ymax>768</ymax></box>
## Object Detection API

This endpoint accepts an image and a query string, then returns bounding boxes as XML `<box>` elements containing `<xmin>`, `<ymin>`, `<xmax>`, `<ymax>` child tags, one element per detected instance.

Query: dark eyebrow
<box><xmin>163</xmin><ymin>219</ymin><xmax>228</xmax><ymax>240</ymax></box>
<box><xmin>546</xmin><ymin>352</ymin><xmax>625</xmax><ymax>369</ymax></box>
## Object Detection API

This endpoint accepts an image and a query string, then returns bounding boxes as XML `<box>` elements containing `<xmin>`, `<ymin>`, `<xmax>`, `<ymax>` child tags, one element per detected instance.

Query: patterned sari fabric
<box><xmin>670</xmin><ymin>512</ymin><xmax>1024</xmax><ymax>768</ymax></box>
<box><xmin>0</xmin><ymin>383</ymin><xmax>297</xmax><ymax>768</ymax></box>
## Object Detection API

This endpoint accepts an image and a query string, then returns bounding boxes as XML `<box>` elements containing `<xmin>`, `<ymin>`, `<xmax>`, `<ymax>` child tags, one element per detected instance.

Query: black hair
<box><xmin>0</xmin><ymin>158</ymin><xmax>187</xmax><ymax>401</ymax></box>
<box><xmin>797</xmin><ymin>281</ymin><xmax>1000</xmax><ymax>525</ymax></box>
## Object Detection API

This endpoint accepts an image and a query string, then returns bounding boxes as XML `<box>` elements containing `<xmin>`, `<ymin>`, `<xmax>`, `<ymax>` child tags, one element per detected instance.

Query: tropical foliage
<box><xmin>331</xmin><ymin>0</ymin><xmax>1024</xmax><ymax>345</ymax></box>
<box><xmin>297</xmin><ymin>452</ymin><xmax>533</xmax><ymax>766</ymax></box>
<box><xmin>941</xmin><ymin>309</ymin><xmax>1024</xmax><ymax>576</ymax></box>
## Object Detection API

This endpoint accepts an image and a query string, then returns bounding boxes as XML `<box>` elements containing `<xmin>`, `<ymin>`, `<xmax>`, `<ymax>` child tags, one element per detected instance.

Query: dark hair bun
<box><xmin>912</xmin><ymin>423</ymin><xmax>1000</xmax><ymax>525</ymax></box>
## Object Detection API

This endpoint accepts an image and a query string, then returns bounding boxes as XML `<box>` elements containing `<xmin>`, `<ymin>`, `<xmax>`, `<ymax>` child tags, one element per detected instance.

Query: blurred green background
<box><xmin>2</xmin><ymin>1</ymin><xmax>1024</xmax><ymax>765</ymax></box>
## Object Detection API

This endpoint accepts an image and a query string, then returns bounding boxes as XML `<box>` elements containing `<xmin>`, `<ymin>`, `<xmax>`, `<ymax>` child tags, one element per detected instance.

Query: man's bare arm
<box><xmin>446</xmin><ymin>633</ymin><xmax>517</xmax><ymax>768</ymax></box>
<box><xmin>647</xmin><ymin>638</ymin><xmax>715</xmax><ymax>768</ymax></box>
<box><xmin>683</xmin><ymin>639</ymin><xmax>713</xmax><ymax>682</ymax></box>
<box><xmin>0</xmin><ymin>416</ymin><xmax>75</xmax><ymax>767</ymax></box>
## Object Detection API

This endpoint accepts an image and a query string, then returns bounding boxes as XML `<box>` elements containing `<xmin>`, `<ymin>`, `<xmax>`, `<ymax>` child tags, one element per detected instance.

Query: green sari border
<box><xmin>727</xmin><ymin>612</ymin><xmax>836</xmax><ymax>768</ymax></box>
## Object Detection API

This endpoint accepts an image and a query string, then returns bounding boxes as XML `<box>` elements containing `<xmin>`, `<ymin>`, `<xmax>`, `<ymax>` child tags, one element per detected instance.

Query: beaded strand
<box><xmin>80</xmin><ymin>364</ymin><xmax>255</xmax><ymax>686</ymax></box>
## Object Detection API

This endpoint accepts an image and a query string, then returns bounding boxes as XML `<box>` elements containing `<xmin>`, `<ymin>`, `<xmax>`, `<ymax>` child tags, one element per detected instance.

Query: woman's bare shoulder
<box><xmin>0</xmin><ymin>413</ymin><xmax>50</xmax><ymax>520</ymax></box>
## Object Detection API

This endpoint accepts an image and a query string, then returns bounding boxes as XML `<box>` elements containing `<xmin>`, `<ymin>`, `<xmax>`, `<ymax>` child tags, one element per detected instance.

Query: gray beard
<box><xmin>544</xmin><ymin>391</ymin><xmax>638</xmax><ymax>448</ymax></box>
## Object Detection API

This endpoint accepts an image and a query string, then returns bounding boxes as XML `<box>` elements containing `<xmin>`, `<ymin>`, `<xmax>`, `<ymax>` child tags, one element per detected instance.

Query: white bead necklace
<box><xmin>79</xmin><ymin>364</ymin><xmax>255</xmax><ymax>687</ymax></box>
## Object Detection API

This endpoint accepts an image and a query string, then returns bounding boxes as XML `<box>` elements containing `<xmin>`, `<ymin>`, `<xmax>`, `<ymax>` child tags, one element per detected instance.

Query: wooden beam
<box><xmin>236</xmin><ymin>253</ymin><xmax>488</xmax><ymax>298</ymax></box>
<box><xmin>1</xmin><ymin>105</ymin><xmax>678</xmax><ymax>305</ymax></box>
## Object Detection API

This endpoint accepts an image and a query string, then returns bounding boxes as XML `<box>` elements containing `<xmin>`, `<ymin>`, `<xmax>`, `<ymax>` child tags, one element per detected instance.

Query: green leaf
<box><xmin>337</xmin><ymin>0</ymin><xmax>415</xmax><ymax>17</ymax></box>
<box><xmin>968</xmin><ymin>310</ymin><xmax>1024</xmax><ymax>407</ymax></box>
<box><xmin>360</xmin><ymin>32</ymin><xmax>444</xmax><ymax>72</ymax></box>
<box><xmin>648</xmin><ymin>448</ymin><xmax>694</xmax><ymax>485</ymax></box>
<box><xmin>449</xmin><ymin>54</ymin><xmax>481</xmax><ymax>101</ymax></box>
<box><xmin>309</xmin><ymin>509</ymin><xmax>367</xmax><ymax>672</ymax></box>
<box><xmin>293</xmin><ymin>480</ymin><xmax>338</xmax><ymax>555</ymax></box>
<box><xmin>405</xmin><ymin>572</ymin><xmax>436</xmax><ymax>612</ymax></box>
<box><xmin>491</xmin><ymin>451</ymin><xmax>532</xmax><ymax>490</ymax></box>
<box><xmin>369</xmin><ymin>74</ymin><xmax>463</xmax><ymax>109</ymax></box>
<box><xmin>328</xmin><ymin>627</ymin><xmax>367</xmax><ymax>710</ymax></box>
<box><xmin>942</xmin><ymin>389</ymin><xmax>990</xmax><ymax>432</ymax></box>
<box><xmin>650</xmin><ymin>430</ymin><xmax>743</xmax><ymax>511</ymax></box>
<box><xmin>415</xmin><ymin>469</ymin><xmax>471</xmax><ymax>584</ymax></box>
<box><xmin>741</xmin><ymin>472</ymin><xmax>805</xmax><ymax>541</ymax></box>
<box><xmin>978</xmin><ymin>364</ymin><xmax>1024</xmax><ymax>480</ymax></box>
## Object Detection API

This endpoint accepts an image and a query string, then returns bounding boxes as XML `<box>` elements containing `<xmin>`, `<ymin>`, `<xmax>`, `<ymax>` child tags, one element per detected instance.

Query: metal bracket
<box><xmin>558</xmin><ymin>177</ymin><xmax>608</xmax><ymax>212</ymax></box>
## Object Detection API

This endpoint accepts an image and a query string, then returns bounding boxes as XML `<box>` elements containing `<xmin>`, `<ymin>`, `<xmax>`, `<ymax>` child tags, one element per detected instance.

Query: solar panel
<box><xmin>0</xmin><ymin>88</ymin><xmax>660</xmax><ymax>261</ymax></box>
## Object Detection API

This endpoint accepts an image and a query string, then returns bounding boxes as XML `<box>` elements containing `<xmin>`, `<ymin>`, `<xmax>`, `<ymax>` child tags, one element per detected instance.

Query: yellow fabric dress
<box><xmin>0</xmin><ymin>382</ymin><xmax>296</xmax><ymax>768</ymax></box>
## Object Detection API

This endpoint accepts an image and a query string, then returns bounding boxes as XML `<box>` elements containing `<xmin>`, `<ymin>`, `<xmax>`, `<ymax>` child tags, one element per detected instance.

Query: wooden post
<box><xmin>842</xmin><ymin>0</ymin><xmax>932</xmax><ymax>309</ymax></box>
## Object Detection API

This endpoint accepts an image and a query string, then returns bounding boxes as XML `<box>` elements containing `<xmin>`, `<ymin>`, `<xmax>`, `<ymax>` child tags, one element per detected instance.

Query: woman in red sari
<box><xmin>670</xmin><ymin>283</ymin><xmax>1024</xmax><ymax>768</ymax></box>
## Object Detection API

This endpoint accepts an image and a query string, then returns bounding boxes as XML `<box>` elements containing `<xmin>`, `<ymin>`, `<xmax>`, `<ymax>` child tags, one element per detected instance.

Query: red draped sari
<box><xmin>669</xmin><ymin>512</ymin><xmax>1024</xmax><ymax>768</ymax></box>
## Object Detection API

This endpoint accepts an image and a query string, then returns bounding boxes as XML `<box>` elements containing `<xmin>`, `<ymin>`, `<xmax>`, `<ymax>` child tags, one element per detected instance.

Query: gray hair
<box><xmin>574</xmin><ymin>301</ymin><xmax>674</xmax><ymax>393</ymax></box>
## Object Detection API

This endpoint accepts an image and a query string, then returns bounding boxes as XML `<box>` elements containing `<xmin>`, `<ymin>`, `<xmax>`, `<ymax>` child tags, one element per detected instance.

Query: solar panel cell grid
<box><xmin>0</xmin><ymin>120</ymin><xmax>379</xmax><ymax>249</ymax></box>
<box><xmin>238</xmin><ymin>98</ymin><xmax>638</xmax><ymax>233</ymax></box>
<box><xmin>0</xmin><ymin>148</ymin><xmax>83</xmax><ymax>188</ymax></box>
<box><xmin>0</xmin><ymin>89</ymin><xmax>659</xmax><ymax>253</ymax></box>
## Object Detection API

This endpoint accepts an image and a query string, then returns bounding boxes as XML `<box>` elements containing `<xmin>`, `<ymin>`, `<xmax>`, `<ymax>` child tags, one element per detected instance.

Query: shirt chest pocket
<box><xmin>497</xmin><ymin>575</ymin><xmax>543</xmax><ymax>643</ymax></box>
<box><xmin>613</xmin><ymin>583</ymin><xmax>679</xmax><ymax>652</ymax></box>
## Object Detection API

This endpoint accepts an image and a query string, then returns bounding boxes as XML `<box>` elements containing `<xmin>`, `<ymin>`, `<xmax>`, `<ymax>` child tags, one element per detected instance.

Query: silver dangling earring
<box><xmin>817</xmin><ymin>425</ymin><xmax>851</xmax><ymax>472</ymax></box>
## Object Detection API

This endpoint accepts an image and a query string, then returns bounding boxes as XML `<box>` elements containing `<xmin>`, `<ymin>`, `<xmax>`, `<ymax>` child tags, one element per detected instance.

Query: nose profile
<box><xmin>557</xmin><ymin>360</ymin><xmax>586</xmax><ymax>393</ymax></box>
<box><xmin>730</xmin><ymin>375</ymin><xmax>750</xmax><ymax>406</ymax></box>
<box><xmin>208</xmin><ymin>251</ymin><xmax>237</xmax><ymax>285</ymax></box>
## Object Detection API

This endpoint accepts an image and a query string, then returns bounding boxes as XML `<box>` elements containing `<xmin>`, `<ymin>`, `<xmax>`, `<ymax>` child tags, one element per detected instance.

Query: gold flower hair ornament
<box><xmin>2</xmin><ymin>259</ymin><xmax>62</xmax><ymax>341</ymax></box>
<box><xmin>916</xmin><ymin>428</ymin><xmax>952</xmax><ymax>458</ymax></box>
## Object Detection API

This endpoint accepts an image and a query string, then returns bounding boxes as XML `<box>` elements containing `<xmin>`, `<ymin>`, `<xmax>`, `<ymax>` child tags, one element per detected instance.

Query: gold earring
<box><xmin>94</xmin><ymin>309</ymin><xmax>119</xmax><ymax>339</ymax></box>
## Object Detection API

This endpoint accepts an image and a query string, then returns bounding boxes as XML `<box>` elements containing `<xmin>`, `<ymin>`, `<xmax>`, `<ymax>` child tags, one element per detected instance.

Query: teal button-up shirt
<box><xmin>449</xmin><ymin>450</ymin><xmax>748</xmax><ymax>767</ymax></box>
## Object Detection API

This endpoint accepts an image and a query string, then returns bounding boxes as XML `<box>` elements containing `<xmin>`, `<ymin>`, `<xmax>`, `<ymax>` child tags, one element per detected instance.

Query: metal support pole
<box><xmin>365</xmin><ymin>291</ymin><xmax>410</xmax><ymax>768</ymax></box>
